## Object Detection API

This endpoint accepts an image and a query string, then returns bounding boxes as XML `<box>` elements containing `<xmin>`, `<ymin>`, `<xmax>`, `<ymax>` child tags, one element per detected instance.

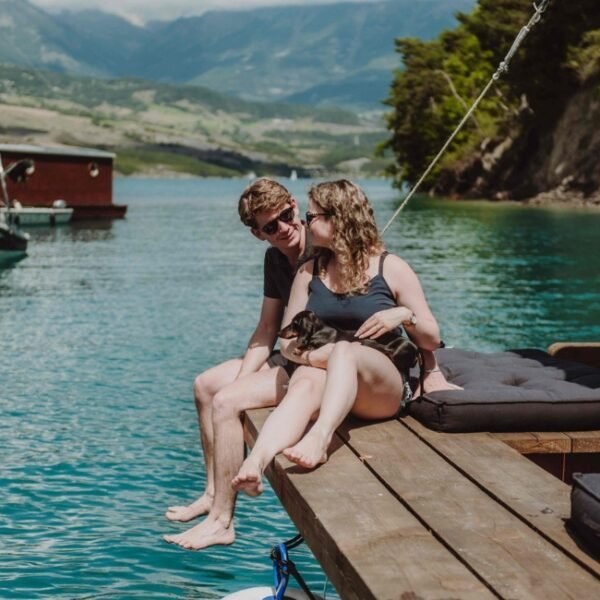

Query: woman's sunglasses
<box><xmin>305</xmin><ymin>211</ymin><xmax>334</xmax><ymax>226</ymax></box>
<box><xmin>261</xmin><ymin>206</ymin><xmax>295</xmax><ymax>235</ymax></box>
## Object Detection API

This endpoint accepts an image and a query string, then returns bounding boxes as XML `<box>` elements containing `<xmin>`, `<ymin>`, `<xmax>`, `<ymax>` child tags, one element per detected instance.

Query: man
<box><xmin>163</xmin><ymin>178</ymin><xmax>325</xmax><ymax>550</ymax></box>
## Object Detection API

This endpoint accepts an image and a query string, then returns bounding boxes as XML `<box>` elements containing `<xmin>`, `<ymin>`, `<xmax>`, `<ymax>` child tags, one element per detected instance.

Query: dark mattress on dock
<box><xmin>407</xmin><ymin>348</ymin><xmax>600</xmax><ymax>432</ymax></box>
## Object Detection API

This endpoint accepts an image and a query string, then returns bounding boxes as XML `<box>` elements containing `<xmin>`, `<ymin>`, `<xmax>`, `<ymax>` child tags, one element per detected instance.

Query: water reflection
<box><xmin>24</xmin><ymin>220</ymin><xmax>115</xmax><ymax>243</ymax></box>
<box><xmin>1</xmin><ymin>180</ymin><xmax>598</xmax><ymax>599</ymax></box>
<box><xmin>385</xmin><ymin>197</ymin><xmax>599</xmax><ymax>350</ymax></box>
<box><xmin>0</xmin><ymin>252</ymin><xmax>27</xmax><ymax>271</ymax></box>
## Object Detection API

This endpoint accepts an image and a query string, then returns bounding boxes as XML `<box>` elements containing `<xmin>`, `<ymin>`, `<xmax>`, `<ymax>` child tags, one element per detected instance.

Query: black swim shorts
<box><xmin>267</xmin><ymin>350</ymin><xmax>297</xmax><ymax>379</ymax></box>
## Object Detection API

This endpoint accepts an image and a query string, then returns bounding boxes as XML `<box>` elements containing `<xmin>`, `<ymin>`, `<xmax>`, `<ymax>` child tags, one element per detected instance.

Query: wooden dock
<box><xmin>243</xmin><ymin>344</ymin><xmax>600</xmax><ymax>599</ymax></box>
<box><xmin>244</xmin><ymin>411</ymin><xmax>600</xmax><ymax>599</ymax></box>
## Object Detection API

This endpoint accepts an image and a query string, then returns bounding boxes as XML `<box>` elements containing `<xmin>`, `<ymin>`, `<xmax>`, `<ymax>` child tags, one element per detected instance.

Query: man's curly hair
<box><xmin>238</xmin><ymin>178</ymin><xmax>292</xmax><ymax>228</ymax></box>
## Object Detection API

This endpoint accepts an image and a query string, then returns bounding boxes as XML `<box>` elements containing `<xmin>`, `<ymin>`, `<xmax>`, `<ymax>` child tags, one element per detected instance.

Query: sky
<box><xmin>30</xmin><ymin>0</ymin><xmax>381</xmax><ymax>25</ymax></box>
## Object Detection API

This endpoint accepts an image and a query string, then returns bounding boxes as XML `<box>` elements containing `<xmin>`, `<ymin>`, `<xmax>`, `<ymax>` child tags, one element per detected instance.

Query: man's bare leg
<box><xmin>165</xmin><ymin>358</ymin><xmax>243</xmax><ymax>522</ymax></box>
<box><xmin>232</xmin><ymin>366</ymin><xmax>326</xmax><ymax>497</ymax></box>
<box><xmin>163</xmin><ymin>365</ymin><xmax>290</xmax><ymax>550</ymax></box>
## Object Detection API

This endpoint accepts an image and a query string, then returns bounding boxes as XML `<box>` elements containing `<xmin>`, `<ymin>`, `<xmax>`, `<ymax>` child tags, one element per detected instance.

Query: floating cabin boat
<box><xmin>243</xmin><ymin>342</ymin><xmax>600</xmax><ymax>599</ymax></box>
<box><xmin>0</xmin><ymin>200</ymin><xmax>74</xmax><ymax>227</ymax></box>
<box><xmin>0</xmin><ymin>144</ymin><xmax>127</xmax><ymax>220</ymax></box>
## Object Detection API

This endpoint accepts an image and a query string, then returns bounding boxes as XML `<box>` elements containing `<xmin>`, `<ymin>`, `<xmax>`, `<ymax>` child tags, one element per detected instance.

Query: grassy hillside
<box><xmin>0</xmin><ymin>64</ymin><xmax>387</xmax><ymax>177</ymax></box>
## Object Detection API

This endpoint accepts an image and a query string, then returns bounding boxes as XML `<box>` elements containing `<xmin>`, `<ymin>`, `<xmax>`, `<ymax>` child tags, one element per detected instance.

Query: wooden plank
<box><xmin>567</xmin><ymin>431</ymin><xmax>600</xmax><ymax>453</ymax></box>
<box><xmin>492</xmin><ymin>431</ymin><xmax>572</xmax><ymax>454</ymax></box>
<box><xmin>491</xmin><ymin>431</ymin><xmax>537</xmax><ymax>453</ymax></box>
<box><xmin>244</xmin><ymin>408</ymin><xmax>494</xmax><ymax>600</ymax></box>
<box><xmin>339</xmin><ymin>418</ymin><xmax>600</xmax><ymax>597</ymax></box>
<box><xmin>548</xmin><ymin>342</ymin><xmax>600</xmax><ymax>368</ymax></box>
<box><xmin>495</xmin><ymin>431</ymin><xmax>600</xmax><ymax>455</ymax></box>
<box><xmin>401</xmin><ymin>416</ymin><xmax>600</xmax><ymax>577</ymax></box>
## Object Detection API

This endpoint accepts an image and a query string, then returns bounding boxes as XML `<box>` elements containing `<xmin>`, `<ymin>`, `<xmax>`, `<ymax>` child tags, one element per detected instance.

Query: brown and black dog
<box><xmin>278</xmin><ymin>310</ymin><xmax>419</xmax><ymax>377</ymax></box>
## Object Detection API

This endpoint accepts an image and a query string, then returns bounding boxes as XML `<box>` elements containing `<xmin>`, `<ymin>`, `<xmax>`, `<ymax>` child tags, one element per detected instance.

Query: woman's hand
<box><xmin>355</xmin><ymin>306</ymin><xmax>412</xmax><ymax>340</ymax></box>
<box><xmin>304</xmin><ymin>343</ymin><xmax>334</xmax><ymax>369</ymax></box>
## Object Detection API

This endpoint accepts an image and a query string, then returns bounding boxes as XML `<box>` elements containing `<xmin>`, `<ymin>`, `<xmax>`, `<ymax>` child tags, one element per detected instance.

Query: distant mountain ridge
<box><xmin>0</xmin><ymin>0</ymin><xmax>474</xmax><ymax>109</ymax></box>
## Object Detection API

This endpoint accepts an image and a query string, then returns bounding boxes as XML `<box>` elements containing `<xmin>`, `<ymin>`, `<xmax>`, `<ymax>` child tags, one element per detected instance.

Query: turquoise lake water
<box><xmin>1</xmin><ymin>178</ymin><xmax>599</xmax><ymax>599</ymax></box>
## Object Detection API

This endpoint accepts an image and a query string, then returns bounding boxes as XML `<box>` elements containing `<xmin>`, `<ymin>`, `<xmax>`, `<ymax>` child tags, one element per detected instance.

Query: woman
<box><xmin>232</xmin><ymin>180</ymin><xmax>457</xmax><ymax>495</ymax></box>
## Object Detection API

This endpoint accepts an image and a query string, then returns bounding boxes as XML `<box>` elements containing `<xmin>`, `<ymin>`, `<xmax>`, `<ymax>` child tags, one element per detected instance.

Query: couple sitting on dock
<box><xmin>164</xmin><ymin>178</ymin><xmax>458</xmax><ymax>550</ymax></box>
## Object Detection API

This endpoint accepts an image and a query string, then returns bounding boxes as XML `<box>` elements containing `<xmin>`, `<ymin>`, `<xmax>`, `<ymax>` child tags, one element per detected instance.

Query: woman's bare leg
<box><xmin>165</xmin><ymin>358</ymin><xmax>243</xmax><ymax>522</ymax></box>
<box><xmin>232</xmin><ymin>366</ymin><xmax>326</xmax><ymax>496</ymax></box>
<box><xmin>284</xmin><ymin>342</ymin><xmax>403</xmax><ymax>469</ymax></box>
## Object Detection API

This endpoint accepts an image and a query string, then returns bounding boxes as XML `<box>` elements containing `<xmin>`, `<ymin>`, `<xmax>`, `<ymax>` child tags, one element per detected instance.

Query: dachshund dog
<box><xmin>278</xmin><ymin>310</ymin><xmax>419</xmax><ymax>377</ymax></box>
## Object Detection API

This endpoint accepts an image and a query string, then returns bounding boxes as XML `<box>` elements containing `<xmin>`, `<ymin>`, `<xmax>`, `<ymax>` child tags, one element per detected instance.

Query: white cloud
<box><xmin>30</xmin><ymin>0</ymin><xmax>380</xmax><ymax>24</ymax></box>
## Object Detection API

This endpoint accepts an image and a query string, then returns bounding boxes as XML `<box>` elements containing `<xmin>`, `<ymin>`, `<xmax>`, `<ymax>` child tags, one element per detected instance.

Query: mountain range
<box><xmin>0</xmin><ymin>0</ymin><xmax>475</xmax><ymax>109</ymax></box>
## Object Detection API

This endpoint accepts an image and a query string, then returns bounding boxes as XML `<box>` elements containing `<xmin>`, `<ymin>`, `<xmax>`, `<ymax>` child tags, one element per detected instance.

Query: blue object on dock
<box><xmin>222</xmin><ymin>535</ymin><xmax>321</xmax><ymax>600</ymax></box>
<box><xmin>267</xmin><ymin>542</ymin><xmax>290</xmax><ymax>600</ymax></box>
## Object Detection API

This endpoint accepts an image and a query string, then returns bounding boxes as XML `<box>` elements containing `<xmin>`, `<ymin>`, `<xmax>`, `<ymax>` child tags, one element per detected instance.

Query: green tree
<box><xmin>380</xmin><ymin>26</ymin><xmax>502</xmax><ymax>185</ymax></box>
<box><xmin>381</xmin><ymin>0</ymin><xmax>600</xmax><ymax>190</ymax></box>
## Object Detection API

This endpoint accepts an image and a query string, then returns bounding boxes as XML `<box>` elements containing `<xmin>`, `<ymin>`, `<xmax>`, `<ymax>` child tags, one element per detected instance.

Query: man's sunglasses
<box><xmin>261</xmin><ymin>206</ymin><xmax>295</xmax><ymax>235</ymax></box>
<box><xmin>305</xmin><ymin>211</ymin><xmax>334</xmax><ymax>226</ymax></box>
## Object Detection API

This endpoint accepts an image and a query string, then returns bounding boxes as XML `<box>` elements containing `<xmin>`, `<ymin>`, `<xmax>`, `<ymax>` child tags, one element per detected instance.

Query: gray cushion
<box><xmin>570</xmin><ymin>473</ymin><xmax>600</xmax><ymax>556</ymax></box>
<box><xmin>406</xmin><ymin>348</ymin><xmax>600</xmax><ymax>432</ymax></box>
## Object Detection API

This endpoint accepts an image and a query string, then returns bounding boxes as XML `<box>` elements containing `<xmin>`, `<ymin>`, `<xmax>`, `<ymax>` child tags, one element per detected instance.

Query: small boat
<box><xmin>0</xmin><ymin>155</ymin><xmax>30</xmax><ymax>258</ymax></box>
<box><xmin>0</xmin><ymin>216</ymin><xmax>29</xmax><ymax>260</ymax></box>
<box><xmin>0</xmin><ymin>200</ymin><xmax>74</xmax><ymax>226</ymax></box>
<box><xmin>290</xmin><ymin>169</ymin><xmax>298</xmax><ymax>181</ymax></box>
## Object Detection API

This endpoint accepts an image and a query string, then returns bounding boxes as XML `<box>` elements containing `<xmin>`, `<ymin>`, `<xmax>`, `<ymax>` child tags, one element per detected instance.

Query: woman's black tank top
<box><xmin>305</xmin><ymin>252</ymin><xmax>403</xmax><ymax>336</ymax></box>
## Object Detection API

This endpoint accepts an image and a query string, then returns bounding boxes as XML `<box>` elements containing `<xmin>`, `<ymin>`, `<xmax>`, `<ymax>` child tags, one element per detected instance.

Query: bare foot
<box><xmin>163</xmin><ymin>516</ymin><xmax>235</xmax><ymax>551</ymax></box>
<box><xmin>283</xmin><ymin>428</ymin><xmax>329</xmax><ymax>469</ymax></box>
<box><xmin>165</xmin><ymin>492</ymin><xmax>213</xmax><ymax>522</ymax></box>
<box><xmin>420</xmin><ymin>370</ymin><xmax>463</xmax><ymax>396</ymax></box>
<box><xmin>231</xmin><ymin>458</ymin><xmax>264</xmax><ymax>497</ymax></box>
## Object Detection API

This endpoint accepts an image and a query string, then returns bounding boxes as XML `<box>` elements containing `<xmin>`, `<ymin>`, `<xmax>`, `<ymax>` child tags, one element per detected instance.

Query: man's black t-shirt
<box><xmin>263</xmin><ymin>247</ymin><xmax>295</xmax><ymax>306</ymax></box>
<box><xmin>262</xmin><ymin>236</ymin><xmax>309</xmax><ymax>376</ymax></box>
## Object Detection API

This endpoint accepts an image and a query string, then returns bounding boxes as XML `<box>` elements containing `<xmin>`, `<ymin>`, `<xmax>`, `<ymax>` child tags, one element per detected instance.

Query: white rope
<box><xmin>381</xmin><ymin>0</ymin><xmax>551</xmax><ymax>236</ymax></box>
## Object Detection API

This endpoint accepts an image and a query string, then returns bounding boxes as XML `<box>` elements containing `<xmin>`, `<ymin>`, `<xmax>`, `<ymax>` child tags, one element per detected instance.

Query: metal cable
<box><xmin>380</xmin><ymin>0</ymin><xmax>551</xmax><ymax>235</ymax></box>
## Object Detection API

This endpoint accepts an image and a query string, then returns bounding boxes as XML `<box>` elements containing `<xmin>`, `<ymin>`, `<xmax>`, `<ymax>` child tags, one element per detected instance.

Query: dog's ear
<box><xmin>278</xmin><ymin>323</ymin><xmax>299</xmax><ymax>339</ymax></box>
<box><xmin>303</xmin><ymin>311</ymin><xmax>323</xmax><ymax>334</ymax></box>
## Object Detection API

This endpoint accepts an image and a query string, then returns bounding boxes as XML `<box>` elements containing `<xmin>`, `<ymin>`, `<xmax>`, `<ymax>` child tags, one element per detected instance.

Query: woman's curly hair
<box><xmin>309</xmin><ymin>179</ymin><xmax>384</xmax><ymax>295</ymax></box>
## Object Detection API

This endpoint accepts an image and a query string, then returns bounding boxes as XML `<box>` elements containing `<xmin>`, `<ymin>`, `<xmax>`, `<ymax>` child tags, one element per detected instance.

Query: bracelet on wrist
<box><xmin>402</xmin><ymin>311</ymin><xmax>417</xmax><ymax>327</ymax></box>
<box><xmin>306</xmin><ymin>351</ymin><xmax>313</xmax><ymax>367</ymax></box>
<box><xmin>424</xmin><ymin>367</ymin><xmax>441</xmax><ymax>374</ymax></box>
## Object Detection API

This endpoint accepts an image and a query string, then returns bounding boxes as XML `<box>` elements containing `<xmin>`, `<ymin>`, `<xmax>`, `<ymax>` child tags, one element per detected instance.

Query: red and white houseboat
<box><xmin>0</xmin><ymin>144</ymin><xmax>127</xmax><ymax>220</ymax></box>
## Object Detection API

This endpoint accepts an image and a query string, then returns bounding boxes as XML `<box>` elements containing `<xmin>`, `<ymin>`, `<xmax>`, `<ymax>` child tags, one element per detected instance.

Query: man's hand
<box><xmin>355</xmin><ymin>307</ymin><xmax>412</xmax><ymax>340</ymax></box>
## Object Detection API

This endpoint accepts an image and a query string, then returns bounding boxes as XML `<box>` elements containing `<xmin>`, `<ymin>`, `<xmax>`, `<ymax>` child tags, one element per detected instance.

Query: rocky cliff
<box><xmin>434</xmin><ymin>79</ymin><xmax>600</xmax><ymax>206</ymax></box>
<box><xmin>383</xmin><ymin>0</ymin><xmax>600</xmax><ymax>206</ymax></box>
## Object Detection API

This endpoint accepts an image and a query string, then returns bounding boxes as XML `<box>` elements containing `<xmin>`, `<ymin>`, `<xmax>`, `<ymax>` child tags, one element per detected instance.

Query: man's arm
<box><xmin>237</xmin><ymin>296</ymin><xmax>284</xmax><ymax>379</ymax></box>
<box><xmin>279</xmin><ymin>261</ymin><xmax>317</xmax><ymax>364</ymax></box>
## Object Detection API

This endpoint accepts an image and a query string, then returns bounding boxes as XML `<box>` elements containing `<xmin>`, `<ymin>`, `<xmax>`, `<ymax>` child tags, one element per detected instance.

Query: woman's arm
<box><xmin>365</xmin><ymin>254</ymin><xmax>461</xmax><ymax>393</ymax></box>
<box><xmin>356</xmin><ymin>254</ymin><xmax>441</xmax><ymax>351</ymax></box>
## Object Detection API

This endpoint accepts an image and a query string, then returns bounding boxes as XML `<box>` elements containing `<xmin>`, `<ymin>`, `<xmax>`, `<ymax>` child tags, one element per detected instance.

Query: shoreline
<box><xmin>114</xmin><ymin>172</ymin><xmax>600</xmax><ymax>209</ymax></box>
<box><xmin>524</xmin><ymin>189</ymin><xmax>600</xmax><ymax>210</ymax></box>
